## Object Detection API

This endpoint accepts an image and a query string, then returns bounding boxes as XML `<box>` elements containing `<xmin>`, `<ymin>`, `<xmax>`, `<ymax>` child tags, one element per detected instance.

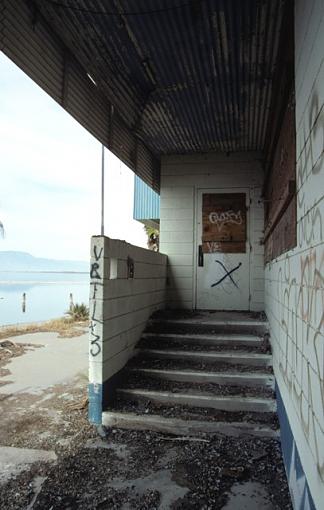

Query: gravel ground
<box><xmin>0</xmin><ymin>419</ymin><xmax>291</xmax><ymax>510</ymax></box>
<box><xmin>0</xmin><ymin>359</ymin><xmax>284</xmax><ymax>509</ymax></box>
<box><xmin>146</xmin><ymin>324</ymin><xmax>267</xmax><ymax>336</ymax></box>
<box><xmin>110</xmin><ymin>396</ymin><xmax>279</xmax><ymax>428</ymax></box>
<box><xmin>120</xmin><ymin>373</ymin><xmax>274</xmax><ymax>398</ymax></box>
<box><xmin>129</xmin><ymin>355</ymin><xmax>274</xmax><ymax>373</ymax></box>
<box><xmin>0</xmin><ymin>315</ymin><xmax>291</xmax><ymax>509</ymax></box>
<box><xmin>138</xmin><ymin>338</ymin><xmax>270</xmax><ymax>353</ymax></box>
<box><xmin>150</xmin><ymin>310</ymin><xmax>267</xmax><ymax>321</ymax></box>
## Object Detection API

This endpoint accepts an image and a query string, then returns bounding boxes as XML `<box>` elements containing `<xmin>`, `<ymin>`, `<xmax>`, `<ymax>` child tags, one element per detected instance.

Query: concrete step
<box><xmin>102</xmin><ymin>411</ymin><xmax>279</xmax><ymax>439</ymax></box>
<box><xmin>139</xmin><ymin>349</ymin><xmax>273</xmax><ymax>368</ymax></box>
<box><xmin>117</xmin><ymin>388</ymin><xmax>276</xmax><ymax>413</ymax></box>
<box><xmin>148</xmin><ymin>318</ymin><xmax>268</xmax><ymax>336</ymax></box>
<box><xmin>141</xmin><ymin>332</ymin><xmax>263</xmax><ymax>348</ymax></box>
<box><xmin>127</xmin><ymin>367</ymin><xmax>275</xmax><ymax>389</ymax></box>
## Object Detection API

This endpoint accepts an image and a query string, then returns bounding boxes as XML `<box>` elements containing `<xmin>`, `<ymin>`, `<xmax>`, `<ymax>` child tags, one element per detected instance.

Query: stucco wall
<box><xmin>264</xmin><ymin>1</ymin><xmax>324</xmax><ymax>508</ymax></box>
<box><xmin>159</xmin><ymin>152</ymin><xmax>264</xmax><ymax>311</ymax></box>
<box><xmin>88</xmin><ymin>236</ymin><xmax>167</xmax><ymax>423</ymax></box>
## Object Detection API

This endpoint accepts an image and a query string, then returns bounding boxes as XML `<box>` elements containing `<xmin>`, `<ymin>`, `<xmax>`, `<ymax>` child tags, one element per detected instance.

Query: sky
<box><xmin>0</xmin><ymin>52</ymin><xmax>147</xmax><ymax>261</ymax></box>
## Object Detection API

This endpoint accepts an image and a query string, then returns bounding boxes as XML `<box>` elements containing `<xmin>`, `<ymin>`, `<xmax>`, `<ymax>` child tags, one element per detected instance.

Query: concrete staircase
<box><xmin>102</xmin><ymin>312</ymin><xmax>278</xmax><ymax>438</ymax></box>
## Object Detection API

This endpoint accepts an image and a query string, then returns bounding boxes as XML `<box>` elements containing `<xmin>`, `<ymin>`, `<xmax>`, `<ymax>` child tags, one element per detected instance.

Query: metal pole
<box><xmin>22</xmin><ymin>293</ymin><xmax>26</xmax><ymax>313</ymax></box>
<box><xmin>101</xmin><ymin>144</ymin><xmax>105</xmax><ymax>236</ymax></box>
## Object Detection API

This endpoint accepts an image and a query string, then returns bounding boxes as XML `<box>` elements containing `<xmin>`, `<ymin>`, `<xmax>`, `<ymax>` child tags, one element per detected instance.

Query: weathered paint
<box><xmin>201</xmin><ymin>192</ymin><xmax>247</xmax><ymax>254</ymax></box>
<box><xmin>276</xmin><ymin>385</ymin><xmax>316</xmax><ymax>510</ymax></box>
<box><xmin>196</xmin><ymin>189</ymin><xmax>250</xmax><ymax>310</ymax></box>
<box><xmin>2</xmin><ymin>1</ymin><xmax>322</xmax><ymax>506</ymax></box>
<box><xmin>88</xmin><ymin>383</ymin><xmax>103</xmax><ymax>425</ymax></box>
<box><xmin>265</xmin><ymin>1</ymin><xmax>324</xmax><ymax>508</ymax></box>
<box><xmin>160</xmin><ymin>152</ymin><xmax>264</xmax><ymax>311</ymax></box>
<box><xmin>264</xmin><ymin>92</ymin><xmax>297</xmax><ymax>262</ymax></box>
<box><xmin>2</xmin><ymin>0</ymin><xmax>286</xmax><ymax>164</ymax></box>
<box><xmin>88</xmin><ymin>236</ymin><xmax>167</xmax><ymax>422</ymax></box>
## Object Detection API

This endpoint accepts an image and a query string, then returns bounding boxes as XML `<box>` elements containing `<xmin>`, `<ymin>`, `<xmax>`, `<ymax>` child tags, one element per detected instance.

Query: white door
<box><xmin>196</xmin><ymin>189</ymin><xmax>250</xmax><ymax>310</ymax></box>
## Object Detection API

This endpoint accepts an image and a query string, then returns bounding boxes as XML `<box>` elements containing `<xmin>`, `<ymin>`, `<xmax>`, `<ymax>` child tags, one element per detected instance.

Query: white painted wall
<box><xmin>160</xmin><ymin>153</ymin><xmax>264</xmax><ymax>311</ymax></box>
<box><xmin>89</xmin><ymin>236</ymin><xmax>167</xmax><ymax>387</ymax></box>
<box><xmin>265</xmin><ymin>1</ymin><xmax>324</xmax><ymax>508</ymax></box>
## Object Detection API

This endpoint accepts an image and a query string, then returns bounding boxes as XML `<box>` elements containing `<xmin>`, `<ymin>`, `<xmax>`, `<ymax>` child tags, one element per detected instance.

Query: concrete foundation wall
<box><xmin>88</xmin><ymin>236</ymin><xmax>167</xmax><ymax>423</ymax></box>
<box><xmin>159</xmin><ymin>153</ymin><xmax>265</xmax><ymax>311</ymax></box>
<box><xmin>265</xmin><ymin>1</ymin><xmax>324</xmax><ymax>508</ymax></box>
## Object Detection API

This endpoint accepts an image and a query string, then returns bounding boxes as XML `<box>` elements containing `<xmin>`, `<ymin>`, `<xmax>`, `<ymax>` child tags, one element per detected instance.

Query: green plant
<box><xmin>66</xmin><ymin>303</ymin><xmax>89</xmax><ymax>321</ymax></box>
<box><xmin>144</xmin><ymin>225</ymin><xmax>159</xmax><ymax>251</ymax></box>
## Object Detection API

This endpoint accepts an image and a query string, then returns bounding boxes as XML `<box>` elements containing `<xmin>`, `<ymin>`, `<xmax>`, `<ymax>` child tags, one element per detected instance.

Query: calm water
<box><xmin>0</xmin><ymin>272</ymin><xmax>90</xmax><ymax>326</ymax></box>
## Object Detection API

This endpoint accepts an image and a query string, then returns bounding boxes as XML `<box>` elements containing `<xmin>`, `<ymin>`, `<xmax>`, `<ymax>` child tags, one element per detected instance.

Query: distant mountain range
<box><xmin>0</xmin><ymin>251</ymin><xmax>89</xmax><ymax>272</ymax></box>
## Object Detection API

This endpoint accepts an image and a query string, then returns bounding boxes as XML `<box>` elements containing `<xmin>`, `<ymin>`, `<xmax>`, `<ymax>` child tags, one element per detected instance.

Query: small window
<box><xmin>109</xmin><ymin>258</ymin><xmax>118</xmax><ymax>279</ymax></box>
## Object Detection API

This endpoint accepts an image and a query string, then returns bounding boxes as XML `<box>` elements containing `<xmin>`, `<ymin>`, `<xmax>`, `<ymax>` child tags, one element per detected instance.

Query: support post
<box><xmin>101</xmin><ymin>145</ymin><xmax>105</xmax><ymax>236</ymax></box>
<box><xmin>88</xmin><ymin>236</ymin><xmax>106</xmax><ymax>424</ymax></box>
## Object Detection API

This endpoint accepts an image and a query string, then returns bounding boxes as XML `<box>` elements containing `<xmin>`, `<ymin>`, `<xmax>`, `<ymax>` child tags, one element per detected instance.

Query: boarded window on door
<box><xmin>202</xmin><ymin>193</ymin><xmax>247</xmax><ymax>253</ymax></box>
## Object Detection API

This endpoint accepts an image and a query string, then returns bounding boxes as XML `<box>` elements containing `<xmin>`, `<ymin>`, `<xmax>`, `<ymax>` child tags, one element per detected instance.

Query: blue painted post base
<box><xmin>88</xmin><ymin>369</ymin><xmax>125</xmax><ymax>425</ymax></box>
<box><xmin>88</xmin><ymin>383</ymin><xmax>103</xmax><ymax>425</ymax></box>
<box><xmin>276</xmin><ymin>383</ymin><xmax>316</xmax><ymax>510</ymax></box>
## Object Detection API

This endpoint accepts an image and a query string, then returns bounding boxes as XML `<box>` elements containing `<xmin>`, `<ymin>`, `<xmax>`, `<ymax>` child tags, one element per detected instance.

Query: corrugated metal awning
<box><xmin>0</xmin><ymin>0</ymin><xmax>288</xmax><ymax>192</ymax></box>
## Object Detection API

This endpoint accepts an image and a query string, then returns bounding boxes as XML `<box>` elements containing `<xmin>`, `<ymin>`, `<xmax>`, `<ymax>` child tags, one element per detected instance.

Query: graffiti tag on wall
<box><xmin>208</xmin><ymin>210</ymin><xmax>243</xmax><ymax>231</ymax></box>
<box><xmin>89</xmin><ymin>244</ymin><xmax>103</xmax><ymax>357</ymax></box>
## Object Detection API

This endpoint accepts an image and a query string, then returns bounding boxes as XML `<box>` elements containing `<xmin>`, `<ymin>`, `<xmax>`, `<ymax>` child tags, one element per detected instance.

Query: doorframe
<box><xmin>193</xmin><ymin>187</ymin><xmax>251</xmax><ymax>310</ymax></box>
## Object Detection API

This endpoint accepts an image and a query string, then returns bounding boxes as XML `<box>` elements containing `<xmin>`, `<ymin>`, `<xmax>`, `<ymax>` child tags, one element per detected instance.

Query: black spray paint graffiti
<box><xmin>211</xmin><ymin>261</ymin><xmax>242</xmax><ymax>288</ymax></box>
<box><xmin>89</xmin><ymin>244</ymin><xmax>103</xmax><ymax>357</ymax></box>
<box><xmin>90</xmin><ymin>245</ymin><xmax>103</xmax><ymax>279</ymax></box>
<box><xmin>94</xmin><ymin>246</ymin><xmax>103</xmax><ymax>260</ymax></box>
<box><xmin>90</xmin><ymin>300</ymin><xmax>101</xmax><ymax>357</ymax></box>
<box><xmin>90</xmin><ymin>263</ymin><xmax>101</xmax><ymax>279</ymax></box>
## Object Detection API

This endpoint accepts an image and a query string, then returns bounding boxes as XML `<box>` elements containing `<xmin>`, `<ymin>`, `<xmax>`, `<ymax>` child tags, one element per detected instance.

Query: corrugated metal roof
<box><xmin>1</xmin><ymin>0</ymin><xmax>161</xmax><ymax>192</ymax></box>
<box><xmin>133</xmin><ymin>175</ymin><xmax>160</xmax><ymax>222</ymax></box>
<box><xmin>34</xmin><ymin>0</ymin><xmax>285</xmax><ymax>155</ymax></box>
<box><xmin>1</xmin><ymin>0</ymin><xmax>289</xmax><ymax>193</ymax></box>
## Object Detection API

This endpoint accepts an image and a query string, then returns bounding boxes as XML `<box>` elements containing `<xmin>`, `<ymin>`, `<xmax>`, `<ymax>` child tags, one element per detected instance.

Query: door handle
<box><xmin>198</xmin><ymin>245</ymin><xmax>204</xmax><ymax>267</ymax></box>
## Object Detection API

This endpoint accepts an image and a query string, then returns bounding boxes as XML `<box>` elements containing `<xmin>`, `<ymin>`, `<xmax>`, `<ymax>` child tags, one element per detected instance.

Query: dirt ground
<box><xmin>0</xmin><ymin>318</ymin><xmax>88</xmax><ymax>342</ymax></box>
<box><xmin>0</xmin><ymin>331</ymin><xmax>292</xmax><ymax>510</ymax></box>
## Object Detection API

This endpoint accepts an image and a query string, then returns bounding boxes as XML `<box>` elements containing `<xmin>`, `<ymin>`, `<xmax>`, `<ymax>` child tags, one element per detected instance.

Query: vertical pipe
<box><xmin>69</xmin><ymin>293</ymin><xmax>74</xmax><ymax>312</ymax></box>
<box><xmin>101</xmin><ymin>144</ymin><xmax>105</xmax><ymax>236</ymax></box>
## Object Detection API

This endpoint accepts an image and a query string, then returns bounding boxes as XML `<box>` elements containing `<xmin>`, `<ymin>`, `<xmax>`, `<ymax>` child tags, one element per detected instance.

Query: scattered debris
<box><xmin>0</xmin><ymin>318</ymin><xmax>292</xmax><ymax>509</ymax></box>
<box><xmin>0</xmin><ymin>413</ymin><xmax>293</xmax><ymax>509</ymax></box>
<box><xmin>26</xmin><ymin>476</ymin><xmax>47</xmax><ymax>510</ymax></box>
<box><xmin>65</xmin><ymin>395</ymin><xmax>88</xmax><ymax>411</ymax></box>
<box><xmin>156</xmin><ymin>436</ymin><xmax>210</xmax><ymax>443</ymax></box>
